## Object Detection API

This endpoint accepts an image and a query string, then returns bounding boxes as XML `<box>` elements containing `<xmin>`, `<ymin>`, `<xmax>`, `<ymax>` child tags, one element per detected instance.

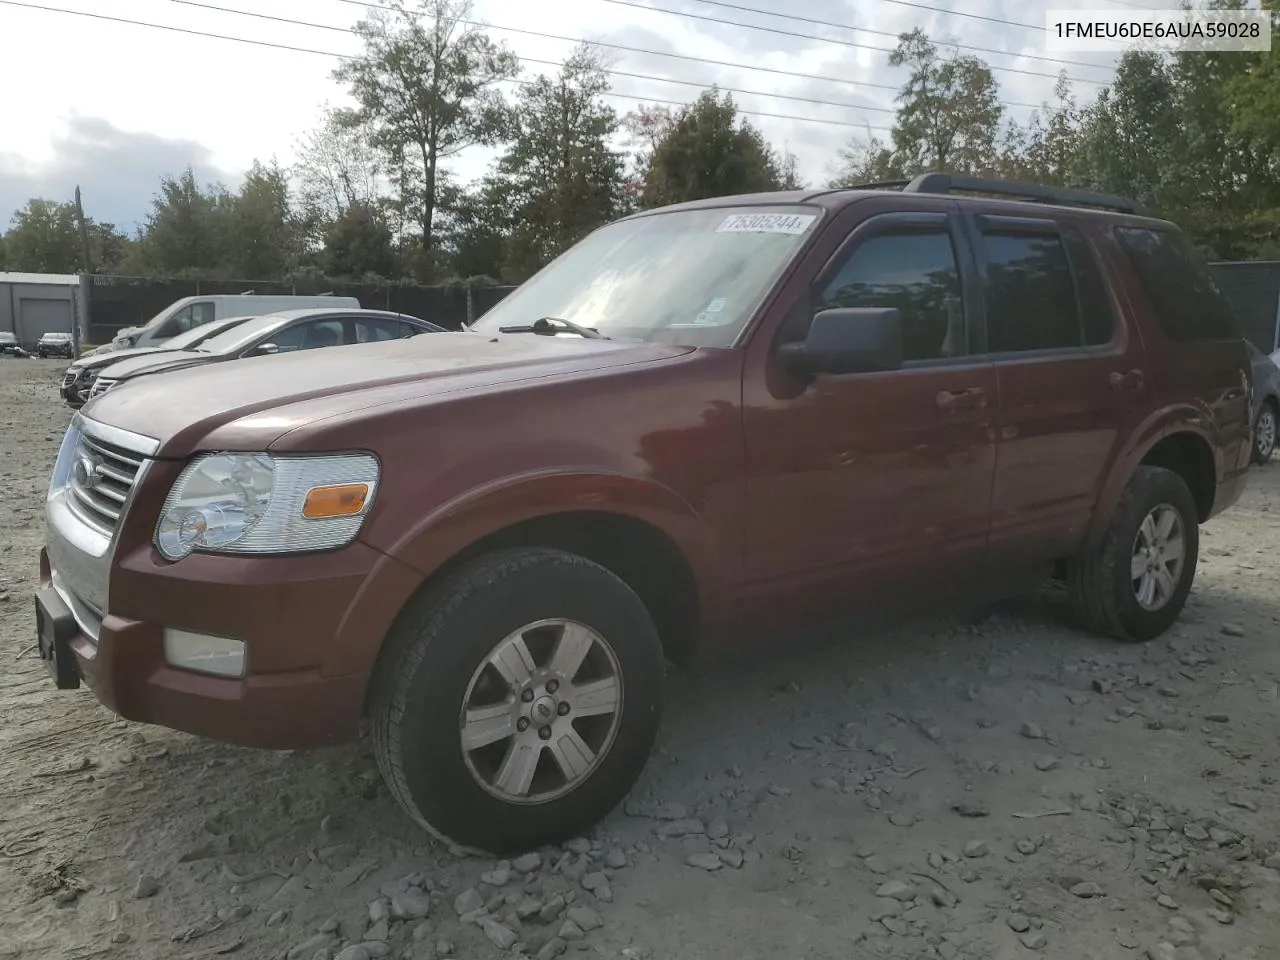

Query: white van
<box><xmin>96</xmin><ymin>294</ymin><xmax>362</xmax><ymax>353</ymax></box>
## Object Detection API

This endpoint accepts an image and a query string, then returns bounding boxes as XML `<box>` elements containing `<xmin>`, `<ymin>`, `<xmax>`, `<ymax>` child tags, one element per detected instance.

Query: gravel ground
<box><xmin>2</xmin><ymin>356</ymin><xmax>1279</xmax><ymax>960</ymax></box>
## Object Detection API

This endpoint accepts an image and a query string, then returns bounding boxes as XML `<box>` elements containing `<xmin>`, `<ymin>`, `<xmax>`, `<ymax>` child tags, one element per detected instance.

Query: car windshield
<box><xmin>193</xmin><ymin>314</ymin><xmax>291</xmax><ymax>354</ymax></box>
<box><xmin>470</xmin><ymin>205</ymin><xmax>823</xmax><ymax>347</ymax></box>
<box><xmin>166</xmin><ymin>316</ymin><xmax>254</xmax><ymax>350</ymax></box>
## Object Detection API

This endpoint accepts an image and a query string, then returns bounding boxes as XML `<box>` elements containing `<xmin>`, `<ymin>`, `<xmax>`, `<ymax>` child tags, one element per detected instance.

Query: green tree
<box><xmin>496</xmin><ymin>46</ymin><xmax>625</xmax><ymax>279</ymax></box>
<box><xmin>444</xmin><ymin>177</ymin><xmax>513</xmax><ymax>279</ymax></box>
<box><xmin>887</xmin><ymin>29</ymin><xmax>1002</xmax><ymax>174</ymax></box>
<box><xmin>295</xmin><ymin>105</ymin><xmax>386</xmax><ymax>228</ymax></box>
<box><xmin>226</xmin><ymin>160</ymin><xmax>303</xmax><ymax>278</ymax></box>
<box><xmin>828</xmin><ymin>129</ymin><xmax>903</xmax><ymax>187</ymax></box>
<box><xmin>335</xmin><ymin>0</ymin><xmax>519</xmax><ymax>271</ymax></box>
<box><xmin>137</xmin><ymin>167</ymin><xmax>234</xmax><ymax>275</ymax></box>
<box><xmin>775</xmin><ymin>149</ymin><xmax>806</xmax><ymax>190</ymax></box>
<box><xmin>641</xmin><ymin>89</ymin><xmax>784</xmax><ymax>207</ymax></box>
<box><xmin>1017</xmin><ymin>75</ymin><xmax>1083</xmax><ymax>186</ymax></box>
<box><xmin>322</xmin><ymin>200</ymin><xmax>398</xmax><ymax>278</ymax></box>
<box><xmin>1074</xmin><ymin>51</ymin><xmax>1179</xmax><ymax>212</ymax></box>
<box><xmin>3</xmin><ymin>198</ymin><xmax>131</xmax><ymax>273</ymax></box>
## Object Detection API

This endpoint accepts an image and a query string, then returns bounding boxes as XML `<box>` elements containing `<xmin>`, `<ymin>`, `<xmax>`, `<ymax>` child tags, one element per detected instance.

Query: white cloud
<box><xmin>0</xmin><ymin>0</ymin><xmax>1146</xmax><ymax>228</ymax></box>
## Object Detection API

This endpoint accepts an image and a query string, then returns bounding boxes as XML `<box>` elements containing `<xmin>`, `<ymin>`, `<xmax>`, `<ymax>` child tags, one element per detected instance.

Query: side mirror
<box><xmin>778</xmin><ymin>307</ymin><xmax>903</xmax><ymax>376</ymax></box>
<box><xmin>250</xmin><ymin>343</ymin><xmax>279</xmax><ymax>356</ymax></box>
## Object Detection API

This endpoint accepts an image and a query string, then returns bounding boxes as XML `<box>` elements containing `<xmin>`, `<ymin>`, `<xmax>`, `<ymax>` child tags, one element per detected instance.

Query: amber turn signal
<box><xmin>301</xmin><ymin>482</ymin><xmax>371</xmax><ymax>519</ymax></box>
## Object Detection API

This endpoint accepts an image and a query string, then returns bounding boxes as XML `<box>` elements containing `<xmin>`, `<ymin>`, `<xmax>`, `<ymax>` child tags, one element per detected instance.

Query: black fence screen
<box><xmin>1209</xmin><ymin>261</ymin><xmax>1280</xmax><ymax>353</ymax></box>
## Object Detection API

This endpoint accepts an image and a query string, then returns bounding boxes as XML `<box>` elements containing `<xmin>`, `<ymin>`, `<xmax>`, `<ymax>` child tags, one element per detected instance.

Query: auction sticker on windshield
<box><xmin>716</xmin><ymin>213</ymin><xmax>816</xmax><ymax>235</ymax></box>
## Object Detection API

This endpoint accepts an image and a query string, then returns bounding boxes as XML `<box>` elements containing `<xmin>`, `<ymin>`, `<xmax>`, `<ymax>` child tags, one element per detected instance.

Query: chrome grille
<box><xmin>90</xmin><ymin>377</ymin><xmax>118</xmax><ymax>398</ymax></box>
<box><xmin>62</xmin><ymin>371</ymin><xmax>78</xmax><ymax>387</ymax></box>
<box><xmin>66</xmin><ymin>431</ymin><xmax>146</xmax><ymax>534</ymax></box>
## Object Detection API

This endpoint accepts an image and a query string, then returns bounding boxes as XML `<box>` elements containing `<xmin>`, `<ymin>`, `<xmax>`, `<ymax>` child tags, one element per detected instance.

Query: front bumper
<box><xmin>39</xmin><ymin>544</ymin><xmax>380</xmax><ymax>749</ymax></box>
<box><xmin>38</xmin><ymin>415</ymin><xmax>422</xmax><ymax>750</ymax></box>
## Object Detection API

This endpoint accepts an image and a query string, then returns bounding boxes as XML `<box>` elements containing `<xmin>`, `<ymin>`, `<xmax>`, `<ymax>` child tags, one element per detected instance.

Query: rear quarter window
<box><xmin>1114</xmin><ymin>227</ymin><xmax>1239</xmax><ymax>341</ymax></box>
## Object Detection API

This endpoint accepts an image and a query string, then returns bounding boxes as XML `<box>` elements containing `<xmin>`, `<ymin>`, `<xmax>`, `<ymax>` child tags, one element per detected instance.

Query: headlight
<box><xmin>154</xmin><ymin>452</ymin><xmax>379</xmax><ymax>561</ymax></box>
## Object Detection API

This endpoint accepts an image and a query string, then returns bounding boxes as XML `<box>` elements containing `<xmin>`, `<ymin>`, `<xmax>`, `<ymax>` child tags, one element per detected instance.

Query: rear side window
<box><xmin>818</xmin><ymin>229</ymin><xmax>966</xmax><ymax>362</ymax></box>
<box><xmin>1114</xmin><ymin>227</ymin><xmax>1238</xmax><ymax>341</ymax></box>
<box><xmin>981</xmin><ymin>233</ymin><xmax>1080</xmax><ymax>353</ymax></box>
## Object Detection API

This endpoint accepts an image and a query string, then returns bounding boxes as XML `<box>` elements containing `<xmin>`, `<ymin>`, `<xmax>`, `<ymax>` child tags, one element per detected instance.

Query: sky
<box><xmin>0</xmin><ymin>0</ymin><xmax>1172</xmax><ymax>233</ymax></box>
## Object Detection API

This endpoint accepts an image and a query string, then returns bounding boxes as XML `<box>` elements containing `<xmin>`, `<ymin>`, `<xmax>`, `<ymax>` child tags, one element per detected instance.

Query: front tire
<box><xmin>1067</xmin><ymin>466</ymin><xmax>1199</xmax><ymax>643</ymax></box>
<box><xmin>1252</xmin><ymin>400</ymin><xmax>1277</xmax><ymax>465</ymax></box>
<box><xmin>370</xmin><ymin>547</ymin><xmax>665</xmax><ymax>854</ymax></box>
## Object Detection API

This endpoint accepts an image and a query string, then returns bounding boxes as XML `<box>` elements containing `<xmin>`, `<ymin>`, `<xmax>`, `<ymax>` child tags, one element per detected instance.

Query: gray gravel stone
<box><xmin>392</xmin><ymin>888</ymin><xmax>431</xmax><ymax>921</ymax></box>
<box><xmin>686</xmin><ymin>853</ymin><xmax>723</xmax><ymax>871</ymax></box>
<box><xmin>1021</xmin><ymin>723</ymin><xmax>1046</xmax><ymax>740</ymax></box>
<box><xmin>657</xmin><ymin>818</ymin><xmax>706</xmax><ymax>838</ymax></box>
<box><xmin>1007</xmin><ymin>915</ymin><xmax>1031</xmax><ymax>933</ymax></box>
<box><xmin>565</xmin><ymin>905</ymin><xmax>602</xmax><ymax>932</ymax></box>
<box><xmin>604</xmin><ymin>848</ymin><xmax>628</xmax><ymax>869</ymax></box>
<box><xmin>453</xmin><ymin>888</ymin><xmax>484</xmax><ymax>916</ymax></box>
<box><xmin>1019</xmin><ymin>931</ymin><xmax>1047</xmax><ymax>951</ymax></box>
<box><xmin>481</xmin><ymin>920</ymin><xmax>518</xmax><ymax>950</ymax></box>
<box><xmin>558</xmin><ymin>919</ymin><xmax>585</xmax><ymax>941</ymax></box>
<box><xmin>539</xmin><ymin>895</ymin><xmax>566</xmax><ymax>922</ymax></box>
<box><xmin>875</xmin><ymin>880</ymin><xmax>917</xmax><ymax>901</ymax></box>
<box><xmin>1034</xmin><ymin>755</ymin><xmax>1061</xmax><ymax>772</ymax></box>
<box><xmin>1070</xmin><ymin>881</ymin><xmax>1104</xmax><ymax>898</ymax></box>
<box><xmin>513</xmin><ymin>852</ymin><xmax>543</xmax><ymax>874</ymax></box>
<box><xmin>132</xmin><ymin>875</ymin><xmax>159</xmax><ymax>899</ymax></box>
<box><xmin>287</xmin><ymin>934</ymin><xmax>334</xmax><ymax>960</ymax></box>
<box><xmin>536</xmin><ymin>937</ymin><xmax>568</xmax><ymax>960</ymax></box>
<box><xmin>335</xmin><ymin>947</ymin><xmax>371</xmax><ymax>960</ymax></box>
<box><xmin>963</xmin><ymin>841</ymin><xmax>988</xmax><ymax>859</ymax></box>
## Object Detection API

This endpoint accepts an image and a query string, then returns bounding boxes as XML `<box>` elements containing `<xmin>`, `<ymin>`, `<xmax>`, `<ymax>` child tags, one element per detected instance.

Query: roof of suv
<box><xmin>633</xmin><ymin>172</ymin><xmax>1177</xmax><ymax>230</ymax></box>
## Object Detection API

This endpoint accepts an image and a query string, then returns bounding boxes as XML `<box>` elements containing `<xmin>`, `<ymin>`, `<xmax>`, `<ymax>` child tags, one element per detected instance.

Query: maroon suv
<box><xmin>36</xmin><ymin>174</ymin><xmax>1252</xmax><ymax>854</ymax></box>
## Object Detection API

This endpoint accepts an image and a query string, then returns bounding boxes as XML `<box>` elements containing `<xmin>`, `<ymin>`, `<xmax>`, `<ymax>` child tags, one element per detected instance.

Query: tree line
<box><xmin>1</xmin><ymin>0</ymin><xmax>1276</xmax><ymax>285</ymax></box>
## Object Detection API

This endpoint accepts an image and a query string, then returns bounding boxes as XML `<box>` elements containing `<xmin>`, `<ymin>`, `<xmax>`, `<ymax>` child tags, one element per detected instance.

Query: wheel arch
<box><xmin>339</xmin><ymin>471</ymin><xmax>723</xmax><ymax>706</ymax></box>
<box><xmin>1087</xmin><ymin>419</ymin><xmax>1219</xmax><ymax>549</ymax></box>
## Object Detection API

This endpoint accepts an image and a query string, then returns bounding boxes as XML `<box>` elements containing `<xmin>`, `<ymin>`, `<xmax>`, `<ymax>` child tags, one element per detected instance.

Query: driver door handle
<box><xmin>936</xmin><ymin>387</ymin><xmax>987</xmax><ymax>411</ymax></box>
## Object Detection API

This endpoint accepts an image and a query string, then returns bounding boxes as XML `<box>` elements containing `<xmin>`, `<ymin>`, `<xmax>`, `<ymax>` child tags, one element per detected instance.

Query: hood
<box><xmin>96</xmin><ymin>351</ymin><xmax>217</xmax><ymax>380</ymax></box>
<box><xmin>70</xmin><ymin>344</ymin><xmax>175</xmax><ymax>372</ymax></box>
<box><xmin>84</xmin><ymin>332</ymin><xmax>694</xmax><ymax>456</ymax></box>
<box><xmin>115</xmin><ymin>326</ymin><xmax>144</xmax><ymax>340</ymax></box>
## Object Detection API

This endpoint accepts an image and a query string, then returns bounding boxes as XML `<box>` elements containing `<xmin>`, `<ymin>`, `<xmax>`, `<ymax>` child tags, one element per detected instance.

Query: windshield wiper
<box><xmin>498</xmin><ymin>316</ymin><xmax>608</xmax><ymax>340</ymax></box>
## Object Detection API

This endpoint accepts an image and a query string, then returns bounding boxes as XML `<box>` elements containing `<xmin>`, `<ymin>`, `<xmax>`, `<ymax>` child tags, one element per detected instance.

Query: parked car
<box><xmin>86</xmin><ymin>309</ymin><xmax>441</xmax><ymax>400</ymax></box>
<box><xmin>60</xmin><ymin>315</ymin><xmax>258</xmax><ymax>408</ymax></box>
<box><xmin>0</xmin><ymin>331</ymin><xmax>20</xmax><ymax>355</ymax></box>
<box><xmin>36</xmin><ymin>331</ymin><xmax>76</xmax><ymax>359</ymax></box>
<box><xmin>1249</xmin><ymin>342</ymin><xmax>1280</xmax><ymax>463</ymax></box>
<box><xmin>36</xmin><ymin>173</ymin><xmax>1253</xmax><ymax>855</ymax></box>
<box><xmin>89</xmin><ymin>294</ymin><xmax>362</xmax><ymax>355</ymax></box>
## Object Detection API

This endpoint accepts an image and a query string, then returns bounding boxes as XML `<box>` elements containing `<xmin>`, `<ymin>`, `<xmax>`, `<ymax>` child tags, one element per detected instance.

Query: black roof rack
<box><xmin>837</xmin><ymin>172</ymin><xmax>1148</xmax><ymax>217</ymax></box>
<box><xmin>904</xmin><ymin>172</ymin><xmax>1149</xmax><ymax>217</ymax></box>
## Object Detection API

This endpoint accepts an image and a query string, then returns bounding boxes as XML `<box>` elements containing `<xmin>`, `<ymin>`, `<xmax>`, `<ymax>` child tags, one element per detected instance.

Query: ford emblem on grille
<box><xmin>73</xmin><ymin>455</ymin><xmax>100</xmax><ymax>488</ymax></box>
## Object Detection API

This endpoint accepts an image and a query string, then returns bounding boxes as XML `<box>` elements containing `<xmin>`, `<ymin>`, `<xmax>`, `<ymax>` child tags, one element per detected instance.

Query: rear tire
<box><xmin>370</xmin><ymin>547</ymin><xmax>664</xmax><ymax>854</ymax></box>
<box><xmin>1067</xmin><ymin>466</ymin><xmax>1199</xmax><ymax>643</ymax></box>
<box><xmin>1252</xmin><ymin>400</ymin><xmax>1277</xmax><ymax>465</ymax></box>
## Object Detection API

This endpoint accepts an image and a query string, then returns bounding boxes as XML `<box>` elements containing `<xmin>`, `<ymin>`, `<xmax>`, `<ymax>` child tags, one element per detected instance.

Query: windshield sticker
<box><xmin>716</xmin><ymin>213</ymin><xmax>816</xmax><ymax>235</ymax></box>
<box><xmin>705</xmin><ymin>297</ymin><xmax>727</xmax><ymax>314</ymax></box>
